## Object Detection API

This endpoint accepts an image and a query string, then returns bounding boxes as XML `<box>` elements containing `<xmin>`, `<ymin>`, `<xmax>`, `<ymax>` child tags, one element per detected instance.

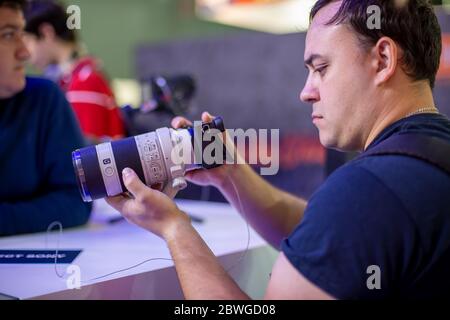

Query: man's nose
<box><xmin>300</xmin><ymin>78</ymin><xmax>319</xmax><ymax>103</ymax></box>
<box><xmin>16</xmin><ymin>37</ymin><xmax>31</xmax><ymax>62</ymax></box>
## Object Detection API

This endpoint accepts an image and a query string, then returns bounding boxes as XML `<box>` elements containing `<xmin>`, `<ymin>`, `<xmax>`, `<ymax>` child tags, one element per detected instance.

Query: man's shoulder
<box><xmin>22</xmin><ymin>77</ymin><xmax>68</xmax><ymax>105</ymax></box>
<box><xmin>304</xmin><ymin>162</ymin><xmax>400</xmax><ymax>226</ymax></box>
<box><xmin>326</xmin><ymin>151</ymin><xmax>448</xmax><ymax>196</ymax></box>
<box><xmin>313</xmin><ymin>160</ymin><xmax>394</xmax><ymax>207</ymax></box>
<box><xmin>310</xmin><ymin>150</ymin><xmax>450</xmax><ymax>222</ymax></box>
<box><xmin>356</xmin><ymin>119</ymin><xmax>450</xmax><ymax>187</ymax></box>
<box><xmin>19</xmin><ymin>77</ymin><xmax>71</xmax><ymax>116</ymax></box>
<box><xmin>284</xmin><ymin>159</ymin><xmax>419</xmax><ymax>299</ymax></box>
<box><xmin>25</xmin><ymin>76</ymin><xmax>61</xmax><ymax>94</ymax></box>
<box><xmin>350</xmin><ymin>142</ymin><xmax>450</xmax><ymax>189</ymax></box>
<box><xmin>309</xmin><ymin>155</ymin><xmax>420</xmax><ymax>217</ymax></box>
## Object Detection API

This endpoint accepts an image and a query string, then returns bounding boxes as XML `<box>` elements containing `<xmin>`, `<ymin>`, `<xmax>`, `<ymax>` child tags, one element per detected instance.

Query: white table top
<box><xmin>0</xmin><ymin>199</ymin><xmax>270</xmax><ymax>300</ymax></box>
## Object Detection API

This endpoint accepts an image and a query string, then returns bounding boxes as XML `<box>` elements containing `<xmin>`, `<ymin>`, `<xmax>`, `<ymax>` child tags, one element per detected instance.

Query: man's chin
<box><xmin>319</xmin><ymin>133</ymin><xmax>338</xmax><ymax>150</ymax></box>
<box><xmin>0</xmin><ymin>80</ymin><xmax>27</xmax><ymax>99</ymax></box>
<box><xmin>320</xmin><ymin>135</ymin><xmax>362</xmax><ymax>153</ymax></box>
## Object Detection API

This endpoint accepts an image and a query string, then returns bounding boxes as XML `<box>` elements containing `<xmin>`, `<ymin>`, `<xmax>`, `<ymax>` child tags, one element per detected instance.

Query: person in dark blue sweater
<box><xmin>0</xmin><ymin>0</ymin><xmax>91</xmax><ymax>236</ymax></box>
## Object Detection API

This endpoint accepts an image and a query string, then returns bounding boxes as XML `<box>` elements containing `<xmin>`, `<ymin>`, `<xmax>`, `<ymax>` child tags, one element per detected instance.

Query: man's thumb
<box><xmin>201</xmin><ymin>111</ymin><xmax>214</xmax><ymax>122</ymax></box>
<box><xmin>122</xmin><ymin>168</ymin><xmax>147</xmax><ymax>197</ymax></box>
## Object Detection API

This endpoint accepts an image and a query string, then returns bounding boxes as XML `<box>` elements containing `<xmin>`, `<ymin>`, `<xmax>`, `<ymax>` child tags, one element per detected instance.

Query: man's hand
<box><xmin>106</xmin><ymin>166</ymin><xmax>250</xmax><ymax>300</ymax></box>
<box><xmin>106</xmin><ymin>167</ymin><xmax>190</xmax><ymax>240</ymax></box>
<box><xmin>171</xmin><ymin>111</ymin><xmax>240</xmax><ymax>190</ymax></box>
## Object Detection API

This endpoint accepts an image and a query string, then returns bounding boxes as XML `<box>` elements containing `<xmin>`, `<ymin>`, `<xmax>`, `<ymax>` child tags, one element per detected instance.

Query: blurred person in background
<box><xmin>0</xmin><ymin>0</ymin><xmax>91</xmax><ymax>236</ymax></box>
<box><xmin>24</xmin><ymin>0</ymin><xmax>126</xmax><ymax>144</ymax></box>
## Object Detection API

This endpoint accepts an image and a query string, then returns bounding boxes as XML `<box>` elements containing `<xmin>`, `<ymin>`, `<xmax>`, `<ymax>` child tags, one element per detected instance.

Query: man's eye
<box><xmin>1</xmin><ymin>32</ymin><xmax>14</xmax><ymax>40</ymax></box>
<box><xmin>314</xmin><ymin>65</ymin><xmax>327</xmax><ymax>75</ymax></box>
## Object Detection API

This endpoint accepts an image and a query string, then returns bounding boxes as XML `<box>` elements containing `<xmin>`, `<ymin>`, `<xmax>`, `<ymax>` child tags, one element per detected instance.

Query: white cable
<box><xmin>84</xmin><ymin>257</ymin><xmax>173</xmax><ymax>283</ymax></box>
<box><xmin>224</xmin><ymin>175</ymin><xmax>251</xmax><ymax>272</ymax></box>
<box><xmin>46</xmin><ymin>221</ymin><xmax>173</xmax><ymax>284</ymax></box>
<box><xmin>47</xmin><ymin>171</ymin><xmax>251</xmax><ymax>284</ymax></box>
<box><xmin>46</xmin><ymin>221</ymin><xmax>65</xmax><ymax>279</ymax></box>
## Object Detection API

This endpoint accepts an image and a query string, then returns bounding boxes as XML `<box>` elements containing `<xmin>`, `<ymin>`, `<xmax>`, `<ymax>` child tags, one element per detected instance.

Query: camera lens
<box><xmin>72</xmin><ymin>132</ymin><xmax>165</xmax><ymax>202</ymax></box>
<box><xmin>72</xmin><ymin>118</ymin><xmax>225</xmax><ymax>202</ymax></box>
<box><xmin>72</xmin><ymin>150</ymin><xmax>91</xmax><ymax>202</ymax></box>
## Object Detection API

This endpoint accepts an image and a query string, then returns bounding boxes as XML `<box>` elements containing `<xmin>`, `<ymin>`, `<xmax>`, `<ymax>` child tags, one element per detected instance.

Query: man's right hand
<box><xmin>171</xmin><ymin>111</ymin><xmax>238</xmax><ymax>190</ymax></box>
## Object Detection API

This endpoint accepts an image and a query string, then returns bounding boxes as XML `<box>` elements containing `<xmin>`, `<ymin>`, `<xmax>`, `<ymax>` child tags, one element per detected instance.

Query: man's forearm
<box><xmin>217</xmin><ymin>164</ymin><xmax>307</xmax><ymax>248</ymax></box>
<box><xmin>165</xmin><ymin>219</ymin><xmax>250</xmax><ymax>300</ymax></box>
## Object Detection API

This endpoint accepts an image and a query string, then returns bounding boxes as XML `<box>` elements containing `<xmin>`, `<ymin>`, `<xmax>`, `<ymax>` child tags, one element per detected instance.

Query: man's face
<box><xmin>300</xmin><ymin>2</ymin><xmax>377</xmax><ymax>151</ymax></box>
<box><xmin>23</xmin><ymin>32</ymin><xmax>55</xmax><ymax>71</ymax></box>
<box><xmin>0</xmin><ymin>7</ymin><xmax>30</xmax><ymax>99</ymax></box>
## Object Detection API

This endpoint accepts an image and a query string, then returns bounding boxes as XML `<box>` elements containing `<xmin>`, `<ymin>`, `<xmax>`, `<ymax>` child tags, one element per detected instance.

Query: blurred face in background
<box><xmin>23</xmin><ymin>24</ymin><xmax>57</xmax><ymax>71</ymax></box>
<box><xmin>0</xmin><ymin>6</ymin><xmax>30</xmax><ymax>98</ymax></box>
<box><xmin>300</xmin><ymin>1</ymin><xmax>378</xmax><ymax>151</ymax></box>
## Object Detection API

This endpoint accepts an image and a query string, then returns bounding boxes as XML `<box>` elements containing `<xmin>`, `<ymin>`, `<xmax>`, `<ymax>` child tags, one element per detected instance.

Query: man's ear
<box><xmin>38</xmin><ymin>23</ymin><xmax>56</xmax><ymax>41</ymax></box>
<box><xmin>371</xmin><ymin>36</ymin><xmax>398</xmax><ymax>86</ymax></box>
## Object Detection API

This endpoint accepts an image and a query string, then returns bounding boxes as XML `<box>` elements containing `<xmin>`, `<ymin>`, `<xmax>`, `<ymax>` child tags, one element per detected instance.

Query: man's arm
<box><xmin>265</xmin><ymin>253</ymin><xmax>334</xmax><ymax>300</ymax></box>
<box><xmin>166</xmin><ymin>220</ymin><xmax>250</xmax><ymax>300</ymax></box>
<box><xmin>173</xmin><ymin>113</ymin><xmax>307</xmax><ymax>248</ymax></box>
<box><xmin>107</xmin><ymin>168</ymin><xmax>331</xmax><ymax>300</ymax></box>
<box><xmin>107</xmin><ymin>168</ymin><xmax>248</xmax><ymax>299</ymax></box>
<box><xmin>163</xmin><ymin>218</ymin><xmax>334</xmax><ymax>300</ymax></box>
<box><xmin>216</xmin><ymin>163</ymin><xmax>307</xmax><ymax>248</ymax></box>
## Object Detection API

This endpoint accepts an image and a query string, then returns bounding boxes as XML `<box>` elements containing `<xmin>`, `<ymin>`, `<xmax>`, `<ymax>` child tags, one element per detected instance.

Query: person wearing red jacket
<box><xmin>23</xmin><ymin>0</ymin><xmax>125</xmax><ymax>143</ymax></box>
<box><xmin>61</xmin><ymin>56</ymin><xmax>125</xmax><ymax>142</ymax></box>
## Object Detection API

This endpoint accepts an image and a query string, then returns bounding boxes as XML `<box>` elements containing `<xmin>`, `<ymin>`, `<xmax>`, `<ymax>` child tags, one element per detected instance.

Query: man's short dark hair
<box><xmin>0</xmin><ymin>0</ymin><xmax>27</xmax><ymax>11</ymax></box>
<box><xmin>310</xmin><ymin>0</ymin><xmax>442</xmax><ymax>88</ymax></box>
<box><xmin>24</xmin><ymin>0</ymin><xmax>77</xmax><ymax>43</ymax></box>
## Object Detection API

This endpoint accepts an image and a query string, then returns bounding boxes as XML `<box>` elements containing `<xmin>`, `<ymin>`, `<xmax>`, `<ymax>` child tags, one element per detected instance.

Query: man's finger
<box><xmin>122</xmin><ymin>168</ymin><xmax>148</xmax><ymax>199</ymax></box>
<box><xmin>106</xmin><ymin>194</ymin><xmax>128</xmax><ymax>213</ymax></box>
<box><xmin>171</xmin><ymin>116</ymin><xmax>192</xmax><ymax>129</ymax></box>
<box><xmin>201</xmin><ymin>111</ymin><xmax>214</xmax><ymax>123</ymax></box>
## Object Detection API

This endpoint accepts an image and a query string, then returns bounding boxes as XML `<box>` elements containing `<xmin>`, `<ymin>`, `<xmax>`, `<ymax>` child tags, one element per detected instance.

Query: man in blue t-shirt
<box><xmin>104</xmin><ymin>0</ymin><xmax>450</xmax><ymax>299</ymax></box>
<box><xmin>0</xmin><ymin>0</ymin><xmax>91</xmax><ymax>236</ymax></box>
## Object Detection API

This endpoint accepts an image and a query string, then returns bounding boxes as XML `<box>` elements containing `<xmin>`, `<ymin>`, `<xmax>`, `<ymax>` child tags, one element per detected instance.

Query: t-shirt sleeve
<box><xmin>281</xmin><ymin>164</ymin><xmax>419</xmax><ymax>299</ymax></box>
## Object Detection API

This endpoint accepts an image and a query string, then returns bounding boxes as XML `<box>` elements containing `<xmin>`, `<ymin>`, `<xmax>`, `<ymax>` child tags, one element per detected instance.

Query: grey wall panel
<box><xmin>136</xmin><ymin>32</ymin><xmax>315</xmax><ymax>134</ymax></box>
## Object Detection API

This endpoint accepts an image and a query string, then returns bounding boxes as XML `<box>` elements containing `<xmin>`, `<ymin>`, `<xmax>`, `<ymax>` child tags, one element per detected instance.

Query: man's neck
<box><xmin>364</xmin><ymin>82</ymin><xmax>436</xmax><ymax>150</ymax></box>
<box><xmin>54</xmin><ymin>42</ymin><xmax>77</xmax><ymax>71</ymax></box>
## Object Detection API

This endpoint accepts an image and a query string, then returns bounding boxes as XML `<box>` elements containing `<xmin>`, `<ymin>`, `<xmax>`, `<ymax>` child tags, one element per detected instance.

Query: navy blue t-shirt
<box><xmin>281</xmin><ymin>113</ymin><xmax>450</xmax><ymax>299</ymax></box>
